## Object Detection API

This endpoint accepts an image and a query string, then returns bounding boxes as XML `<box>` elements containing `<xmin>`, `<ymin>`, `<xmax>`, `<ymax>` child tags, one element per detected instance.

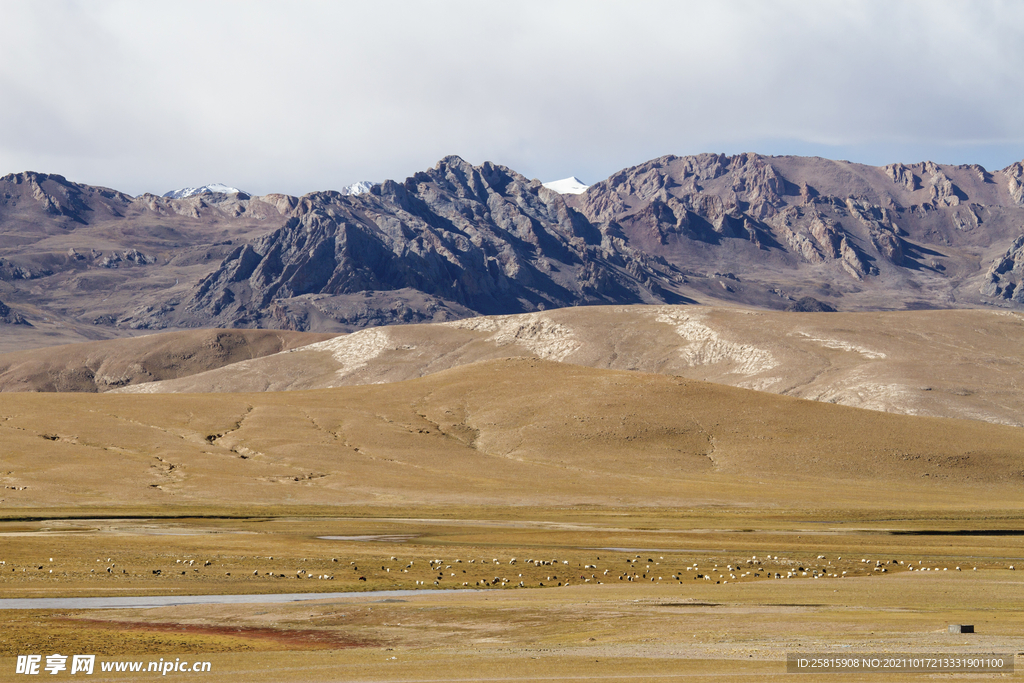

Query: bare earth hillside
<box><xmin>3</xmin><ymin>358</ymin><xmax>1022</xmax><ymax>510</ymax></box>
<box><xmin>115</xmin><ymin>305</ymin><xmax>1024</xmax><ymax>427</ymax></box>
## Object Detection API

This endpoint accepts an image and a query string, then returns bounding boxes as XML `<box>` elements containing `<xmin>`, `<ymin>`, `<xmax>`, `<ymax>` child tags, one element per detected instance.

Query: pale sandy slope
<box><xmin>3</xmin><ymin>358</ymin><xmax>1023</xmax><ymax>510</ymax></box>
<box><xmin>116</xmin><ymin>305</ymin><xmax>1024</xmax><ymax>427</ymax></box>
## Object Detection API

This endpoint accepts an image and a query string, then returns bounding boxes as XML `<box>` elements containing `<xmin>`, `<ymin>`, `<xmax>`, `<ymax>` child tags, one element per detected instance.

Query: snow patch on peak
<box><xmin>163</xmin><ymin>183</ymin><xmax>245</xmax><ymax>199</ymax></box>
<box><xmin>542</xmin><ymin>177</ymin><xmax>589</xmax><ymax>194</ymax></box>
<box><xmin>340</xmin><ymin>181</ymin><xmax>375</xmax><ymax>195</ymax></box>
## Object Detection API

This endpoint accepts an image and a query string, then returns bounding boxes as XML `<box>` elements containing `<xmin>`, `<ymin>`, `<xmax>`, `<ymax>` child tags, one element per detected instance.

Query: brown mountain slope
<box><xmin>1</xmin><ymin>358</ymin><xmax>1022</xmax><ymax>510</ymax></box>
<box><xmin>0</xmin><ymin>329</ymin><xmax>335</xmax><ymax>392</ymax></box>
<box><xmin>116</xmin><ymin>304</ymin><xmax>1024</xmax><ymax>427</ymax></box>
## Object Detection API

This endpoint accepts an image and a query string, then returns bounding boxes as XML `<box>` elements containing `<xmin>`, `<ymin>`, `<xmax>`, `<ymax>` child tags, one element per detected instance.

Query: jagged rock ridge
<box><xmin>570</xmin><ymin>153</ymin><xmax>1024</xmax><ymax>310</ymax></box>
<box><xmin>167</xmin><ymin>152</ymin><xmax>1024</xmax><ymax>330</ymax></box>
<box><xmin>157</xmin><ymin>157</ymin><xmax>692</xmax><ymax>329</ymax></box>
<box><xmin>3</xmin><ymin>153</ymin><xmax>1024</xmax><ymax>342</ymax></box>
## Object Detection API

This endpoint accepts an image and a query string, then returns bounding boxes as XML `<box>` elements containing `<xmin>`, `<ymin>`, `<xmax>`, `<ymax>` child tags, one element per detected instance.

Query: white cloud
<box><xmin>0</xmin><ymin>0</ymin><xmax>1021</xmax><ymax>196</ymax></box>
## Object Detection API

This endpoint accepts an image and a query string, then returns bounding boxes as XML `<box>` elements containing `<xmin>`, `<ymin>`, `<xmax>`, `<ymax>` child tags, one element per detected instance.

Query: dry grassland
<box><xmin>0</xmin><ymin>356</ymin><xmax>1021</xmax><ymax>680</ymax></box>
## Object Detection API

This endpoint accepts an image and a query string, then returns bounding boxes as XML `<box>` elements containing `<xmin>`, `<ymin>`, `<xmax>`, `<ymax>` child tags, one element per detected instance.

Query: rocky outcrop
<box><xmin>775</xmin><ymin>208</ymin><xmax>872</xmax><ymax>276</ymax></box>
<box><xmin>785</xmin><ymin>296</ymin><xmax>837</xmax><ymax>312</ymax></box>
<box><xmin>883</xmin><ymin>163</ymin><xmax>920</xmax><ymax>191</ymax></box>
<box><xmin>951</xmin><ymin>205</ymin><xmax>981</xmax><ymax>232</ymax></box>
<box><xmin>926</xmin><ymin>166</ymin><xmax>965</xmax><ymax>208</ymax></box>
<box><xmin>99</xmin><ymin>249</ymin><xmax>155</xmax><ymax>268</ymax></box>
<box><xmin>0</xmin><ymin>257</ymin><xmax>38</xmax><ymax>281</ymax></box>
<box><xmin>0</xmin><ymin>300</ymin><xmax>29</xmax><ymax>325</ymax></box>
<box><xmin>728</xmin><ymin>154</ymin><xmax>789</xmax><ymax>219</ymax></box>
<box><xmin>808</xmin><ymin>214</ymin><xmax>844</xmax><ymax>259</ymax></box>
<box><xmin>1006</xmin><ymin>162</ymin><xmax>1024</xmax><ymax>205</ymax></box>
<box><xmin>844</xmin><ymin>198</ymin><xmax>905</xmax><ymax>266</ymax></box>
<box><xmin>980</xmin><ymin>234</ymin><xmax>1024</xmax><ymax>302</ymax></box>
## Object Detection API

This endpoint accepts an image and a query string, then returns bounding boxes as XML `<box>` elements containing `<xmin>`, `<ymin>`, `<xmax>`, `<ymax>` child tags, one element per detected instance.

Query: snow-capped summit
<box><xmin>340</xmin><ymin>180</ymin><xmax>375</xmax><ymax>195</ymax></box>
<box><xmin>163</xmin><ymin>183</ymin><xmax>246</xmax><ymax>199</ymax></box>
<box><xmin>542</xmin><ymin>177</ymin><xmax>589</xmax><ymax>195</ymax></box>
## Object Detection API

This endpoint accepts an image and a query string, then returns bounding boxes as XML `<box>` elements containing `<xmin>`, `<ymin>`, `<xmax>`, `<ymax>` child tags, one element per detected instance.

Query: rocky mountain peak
<box><xmin>542</xmin><ymin>177</ymin><xmax>590</xmax><ymax>195</ymax></box>
<box><xmin>1004</xmin><ymin>161</ymin><xmax>1024</xmax><ymax>205</ymax></box>
<box><xmin>0</xmin><ymin>171</ymin><xmax>132</xmax><ymax>225</ymax></box>
<box><xmin>163</xmin><ymin>183</ymin><xmax>246</xmax><ymax>199</ymax></box>
<box><xmin>340</xmin><ymin>180</ymin><xmax>375</xmax><ymax>195</ymax></box>
<box><xmin>156</xmin><ymin>156</ymin><xmax>689</xmax><ymax>331</ymax></box>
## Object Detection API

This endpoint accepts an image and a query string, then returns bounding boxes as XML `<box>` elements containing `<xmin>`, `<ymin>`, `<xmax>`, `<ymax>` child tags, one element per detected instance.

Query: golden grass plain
<box><xmin>1</xmin><ymin>511</ymin><xmax>1022</xmax><ymax>681</ymax></box>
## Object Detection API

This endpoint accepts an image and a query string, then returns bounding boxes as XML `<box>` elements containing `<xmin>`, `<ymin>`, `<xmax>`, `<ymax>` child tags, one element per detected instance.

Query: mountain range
<box><xmin>2</xmin><ymin>153</ymin><xmax>1024</xmax><ymax>349</ymax></box>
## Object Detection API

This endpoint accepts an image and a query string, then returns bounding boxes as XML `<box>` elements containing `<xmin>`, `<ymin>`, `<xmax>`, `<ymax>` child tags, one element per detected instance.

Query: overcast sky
<box><xmin>1</xmin><ymin>1</ymin><xmax>1022</xmax><ymax>197</ymax></box>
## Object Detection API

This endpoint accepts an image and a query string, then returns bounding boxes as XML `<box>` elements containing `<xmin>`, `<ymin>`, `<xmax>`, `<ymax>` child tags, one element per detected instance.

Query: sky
<box><xmin>1</xmin><ymin>0</ymin><xmax>1022</xmax><ymax>197</ymax></box>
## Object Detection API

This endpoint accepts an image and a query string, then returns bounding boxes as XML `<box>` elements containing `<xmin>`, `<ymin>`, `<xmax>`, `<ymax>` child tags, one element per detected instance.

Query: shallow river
<box><xmin>0</xmin><ymin>588</ymin><xmax>479</xmax><ymax>610</ymax></box>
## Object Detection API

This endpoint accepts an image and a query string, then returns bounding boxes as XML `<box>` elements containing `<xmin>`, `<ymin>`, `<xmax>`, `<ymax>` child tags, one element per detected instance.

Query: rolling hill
<box><xmin>2</xmin><ymin>358</ymin><xmax>1022</xmax><ymax>510</ymax></box>
<box><xmin>0</xmin><ymin>329</ymin><xmax>335</xmax><ymax>392</ymax></box>
<box><xmin>110</xmin><ymin>305</ymin><xmax>1024</xmax><ymax>427</ymax></box>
